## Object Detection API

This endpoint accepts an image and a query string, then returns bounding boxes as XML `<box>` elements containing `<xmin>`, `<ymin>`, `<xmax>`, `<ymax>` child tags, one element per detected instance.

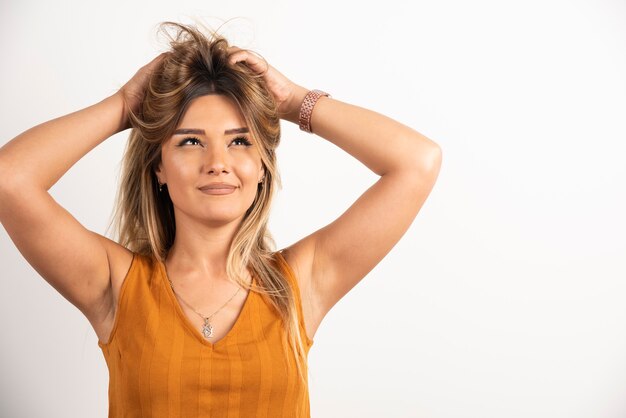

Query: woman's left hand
<box><xmin>227</xmin><ymin>46</ymin><xmax>300</xmax><ymax>117</ymax></box>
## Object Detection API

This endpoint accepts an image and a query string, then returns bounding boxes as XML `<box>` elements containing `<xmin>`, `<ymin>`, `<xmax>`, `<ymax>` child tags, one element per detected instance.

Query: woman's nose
<box><xmin>204</xmin><ymin>144</ymin><xmax>230</xmax><ymax>174</ymax></box>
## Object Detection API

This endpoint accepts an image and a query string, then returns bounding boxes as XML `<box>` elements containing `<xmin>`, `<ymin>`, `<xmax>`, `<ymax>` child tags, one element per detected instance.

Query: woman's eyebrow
<box><xmin>173</xmin><ymin>127</ymin><xmax>249</xmax><ymax>135</ymax></box>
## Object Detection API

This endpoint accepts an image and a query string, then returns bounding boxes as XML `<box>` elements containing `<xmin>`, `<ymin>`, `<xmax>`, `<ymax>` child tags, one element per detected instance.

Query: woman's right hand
<box><xmin>116</xmin><ymin>53</ymin><xmax>167</xmax><ymax>130</ymax></box>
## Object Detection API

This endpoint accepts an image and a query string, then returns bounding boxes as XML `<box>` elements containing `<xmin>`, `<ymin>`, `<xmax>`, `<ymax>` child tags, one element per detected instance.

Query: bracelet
<box><xmin>298</xmin><ymin>89</ymin><xmax>331</xmax><ymax>134</ymax></box>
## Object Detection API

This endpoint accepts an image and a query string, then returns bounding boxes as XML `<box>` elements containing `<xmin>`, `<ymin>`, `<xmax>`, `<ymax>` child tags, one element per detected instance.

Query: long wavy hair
<box><xmin>108</xmin><ymin>21</ymin><xmax>309</xmax><ymax>386</ymax></box>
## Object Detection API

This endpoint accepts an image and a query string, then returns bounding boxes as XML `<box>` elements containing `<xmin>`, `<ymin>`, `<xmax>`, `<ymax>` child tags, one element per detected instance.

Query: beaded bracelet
<box><xmin>298</xmin><ymin>89</ymin><xmax>331</xmax><ymax>133</ymax></box>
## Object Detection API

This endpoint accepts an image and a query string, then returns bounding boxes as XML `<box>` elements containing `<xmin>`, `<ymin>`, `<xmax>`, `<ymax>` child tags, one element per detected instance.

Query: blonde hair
<box><xmin>109</xmin><ymin>21</ymin><xmax>309</xmax><ymax>386</ymax></box>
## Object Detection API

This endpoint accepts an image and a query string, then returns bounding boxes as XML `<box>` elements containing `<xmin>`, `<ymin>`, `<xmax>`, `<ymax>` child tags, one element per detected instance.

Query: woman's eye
<box><xmin>176</xmin><ymin>136</ymin><xmax>251</xmax><ymax>147</ymax></box>
<box><xmin>178</xmin><ymin>137</ymin><xmax>201</xmax><ymax>146</ymax></box>
<box><xmin>232</xmin><ymin>136</ymin><xmax>253</xmax><ymax>147</ymax></box>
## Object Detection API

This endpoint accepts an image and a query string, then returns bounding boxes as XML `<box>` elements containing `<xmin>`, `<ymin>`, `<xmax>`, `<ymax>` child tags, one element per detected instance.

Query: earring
<box><xmin>158</xmin><ymin>182</ymin><xmax>164</xmax><ymax>192</ymax></box>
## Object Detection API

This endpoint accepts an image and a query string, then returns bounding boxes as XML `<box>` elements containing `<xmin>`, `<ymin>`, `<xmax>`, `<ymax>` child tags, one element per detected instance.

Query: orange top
<box><xmin>98</xmin><ymin>250</ymin><xmax>314</xmax><ymax>418</ymax></box>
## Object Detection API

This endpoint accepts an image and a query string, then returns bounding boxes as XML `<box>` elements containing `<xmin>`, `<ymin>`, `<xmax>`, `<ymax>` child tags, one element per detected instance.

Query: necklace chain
<box><xmin>164</xmin><ymin>262</ymin><xmax>245</xmax><ymax>340</ymax></box>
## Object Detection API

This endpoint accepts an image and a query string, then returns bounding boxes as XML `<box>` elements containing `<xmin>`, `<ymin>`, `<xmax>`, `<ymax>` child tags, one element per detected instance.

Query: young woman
<box><xmin>0</xmin><ymin>21</ymin><xmax>442</xmax><ymax>417</ymax></box>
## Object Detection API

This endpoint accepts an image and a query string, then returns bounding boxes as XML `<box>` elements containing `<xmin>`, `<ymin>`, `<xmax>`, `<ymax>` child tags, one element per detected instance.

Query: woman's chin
<box><xmin>196</xmin><ymin>211</ymin><xmax>246</xmax><ymax>226</ymax></box>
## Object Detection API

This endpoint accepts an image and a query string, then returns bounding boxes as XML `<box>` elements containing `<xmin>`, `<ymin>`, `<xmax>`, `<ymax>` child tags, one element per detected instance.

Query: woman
<box><xmin>0</xmin><ymin>21</ymin><xmax>442</xmax><ymax>417</ymax></box>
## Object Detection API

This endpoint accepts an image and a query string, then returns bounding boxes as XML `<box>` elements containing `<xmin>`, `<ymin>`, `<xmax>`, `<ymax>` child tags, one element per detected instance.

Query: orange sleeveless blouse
<box><xmin>98</xmin><ymin>250</ymin><xmax>314</xmax><ymax>417</ymax></box>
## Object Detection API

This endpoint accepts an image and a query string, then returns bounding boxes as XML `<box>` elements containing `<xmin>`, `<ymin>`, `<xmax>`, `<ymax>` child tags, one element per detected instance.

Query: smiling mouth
<box><xmin>198</xmin><ymin>187</ymin><xmax>237</xmax><ymax>195</ymax></box>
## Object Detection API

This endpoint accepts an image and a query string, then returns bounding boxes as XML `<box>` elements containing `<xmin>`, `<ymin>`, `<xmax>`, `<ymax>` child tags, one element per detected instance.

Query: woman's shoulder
<box><xmin>272</xmin><ymin>244</ymin><xmax>313</xmax><ymax>280</ymax></box>
<box><xmin>271</xmin><ymin>247</ymin><xmax>310</xmax><ymax>292</ymax></box>
<box><xmin>94</xmin><ymin>239</ymin><xmax>134</xmax><ymax>287</ymax></box>
<box><xmin>105</xmin><ymin>245</ymin><xmax>158</xmax><ymax>294</ymax></box>
<box><xmin>271</xmin><ymin>248</ymin><xmax>293</xmax><ymax>273</ymax></box>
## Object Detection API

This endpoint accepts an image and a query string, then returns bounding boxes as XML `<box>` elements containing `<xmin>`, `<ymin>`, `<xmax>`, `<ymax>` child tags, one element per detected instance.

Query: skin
<box><xmin>155</xmin><ymin>94</ymin><xmax>265</xmax><ymax>288</ymax></box>
<box><xmin>0</xmin><ymin>44</ymin><xmax>442</xmax><ymax>346</ymax></box>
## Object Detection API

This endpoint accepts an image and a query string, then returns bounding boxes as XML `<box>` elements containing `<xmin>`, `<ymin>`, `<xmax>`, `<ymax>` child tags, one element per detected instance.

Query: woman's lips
<box><xmin>198</xmin><ymin>186</ymin><xmax>236</xmax><ymax>195</ymax></box>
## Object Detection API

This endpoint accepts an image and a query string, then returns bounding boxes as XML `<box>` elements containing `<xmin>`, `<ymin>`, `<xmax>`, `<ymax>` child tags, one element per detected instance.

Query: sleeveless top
<box><xmin>97</xmin><ymin>250</ymin><xmax>314</xmax><ymax>418</ymax></box>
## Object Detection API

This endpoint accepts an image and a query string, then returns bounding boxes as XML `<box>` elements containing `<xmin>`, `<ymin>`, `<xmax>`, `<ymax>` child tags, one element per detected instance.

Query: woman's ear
<box><xmin>155</xmin><ymin>162</ymin><xmax>165</xmax><ymax>184</ymax></box>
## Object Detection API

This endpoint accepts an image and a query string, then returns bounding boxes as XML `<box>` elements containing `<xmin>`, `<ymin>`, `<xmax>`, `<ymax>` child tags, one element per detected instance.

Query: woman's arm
<box><xmin>282</xmin><ymin>84</ymin><xmax>441</xmax><ymax>176</ymax></box>
<box><xmin>281</xmin><ymin>85</ymin><xmax>442</xmax><ymax>317</ymax></box>
<box><xmin>0</xmin><ymin>55</ymin><xmax>163</xmax><ymax>327</ymax></box>
<box><xmin>227</xmin><ymin>47</ymin><xmax>442</xmax><ymax>320</ymax></box>
<box><xmin>0</xmin><ymin>94</ymin><xmax>126</xmax><ymax>190</ymax></box>
<box><xmin>0</xmin><ymin>53</ymin><xmax>165</xmax><ymax>190</ymax></box>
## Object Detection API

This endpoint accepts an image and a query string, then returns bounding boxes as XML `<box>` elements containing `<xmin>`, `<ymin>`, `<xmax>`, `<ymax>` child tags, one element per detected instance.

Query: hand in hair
<box><xmin>226</xmin><ymin>46</ymin><xmax>300</xmax><ymax>118</ymax></box>
<box><xmin>117</xmin><ymin>53</ymin><xmax>168</xmax><ymax>130</ymax></box>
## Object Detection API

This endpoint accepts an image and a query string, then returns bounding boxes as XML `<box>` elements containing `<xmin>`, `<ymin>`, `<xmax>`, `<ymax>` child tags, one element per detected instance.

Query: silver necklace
<box><xmin>164</xmin><ymin>263</ymin><xmax>243</xmax><ymax>340</ymax></box>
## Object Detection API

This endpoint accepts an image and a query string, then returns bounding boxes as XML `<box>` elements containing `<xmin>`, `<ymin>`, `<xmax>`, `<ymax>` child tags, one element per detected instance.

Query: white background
<box><xmin>1</xmin><ymin>1</ymin><xmax>625</xmax><ymax>417</ymax></box>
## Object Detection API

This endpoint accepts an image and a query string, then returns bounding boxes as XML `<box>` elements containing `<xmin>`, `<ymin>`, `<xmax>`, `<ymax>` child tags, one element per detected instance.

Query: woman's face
<box><xmin>155</xmin><ymin>94</ymin><xmax>265</xmax><ymax>226</ymax></box>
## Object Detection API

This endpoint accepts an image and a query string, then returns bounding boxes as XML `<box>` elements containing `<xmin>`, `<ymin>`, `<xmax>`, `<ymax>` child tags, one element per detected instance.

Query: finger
<box><xmin>228</xmin><ymin>49</ymin><xmax>256</xmax><ymax>64</ymax></box>
<box><xmin>227</xmin><ymin>49</ymin><xmax>268</xmax><ymax>74</ymax></box>
<box><xmin>226</xmin><ymin>46</ymin><xmax>244</xmax><ymax>57</ymax></box>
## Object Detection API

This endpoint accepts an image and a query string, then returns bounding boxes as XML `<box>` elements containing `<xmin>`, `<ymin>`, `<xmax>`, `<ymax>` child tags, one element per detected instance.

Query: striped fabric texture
<box><xmin>98</xmin><ymin>250</ymin><xmax>314</xmax><ymax>417</ymax></box>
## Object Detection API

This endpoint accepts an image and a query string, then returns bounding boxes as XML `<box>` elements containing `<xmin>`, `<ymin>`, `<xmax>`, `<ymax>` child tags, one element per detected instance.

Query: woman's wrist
<box><xmin>280</xmin><ymin>84</ymin><xmax>310</xmax><ymax>125</ymax></box>
<box><xmin>109</xmin><ymin>91</ymin><xmax>132</xmax><ymax>133</ymax></box>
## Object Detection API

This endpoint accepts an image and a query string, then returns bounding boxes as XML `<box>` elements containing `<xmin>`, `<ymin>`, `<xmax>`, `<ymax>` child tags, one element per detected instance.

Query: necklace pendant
<box><xmin>202</xmin><ymin>318</ymin><xmax>214</xmax><ymax>339</ymax></box>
